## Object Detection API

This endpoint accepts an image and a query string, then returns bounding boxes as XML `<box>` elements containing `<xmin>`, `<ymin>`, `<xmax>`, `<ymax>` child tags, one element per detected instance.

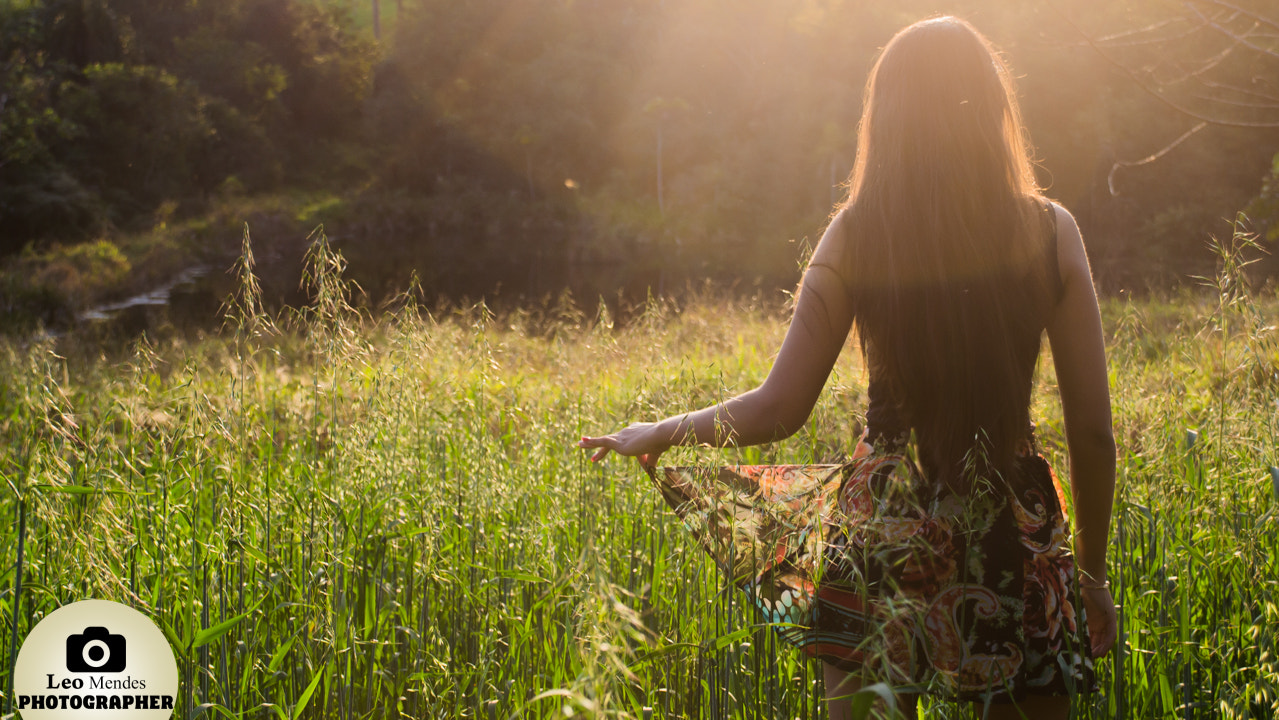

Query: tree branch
<box><xmin>1094</xmin><ymin>17</ymin><xmax>1199</xmax><ymax>47</ymax></box>
<box><xmin>1191</xmin><ymin>82</ymin><xmax>1279</xmax><ymax>108</ymax></box>
<box><xmin>1108</xmin><ymin>122</ymin><xmax>1209</xmax><ymax>196</ymax></box>
<box><xmin>1194</xmin><ymin>0</ymin><xmax>1279</xmax><ymax>33</ymax></box>
<box><xmin>1154</xmin><ymin>40</ymin><xmax>1238</xmax><ymax>85</ymax></box>
<box><xmin>1053</xmin><ymin>4</ymin><xmax>1279</xmax><ymax>128</ymax></box>
<box><xmin>1184</xmin><ymin>1</ymin><xmax>1279</xmax><ymax>61</ymax></box>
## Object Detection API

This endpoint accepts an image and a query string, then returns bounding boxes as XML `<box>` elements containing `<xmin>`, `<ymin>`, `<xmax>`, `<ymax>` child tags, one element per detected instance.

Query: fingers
<box><xmin>578</xmin><ymin>436</ymin><xmax>614</xmax><ymax>463</ymax></box>
<box><xmin>1090</xmin><ymin>625</ymin><xmax>1108</xmax><ymax>657</ymax></box>
<box><xmin>1091</xmin><ymin>625</ymin><xmax>1116</xmax><ymax>658</ymax></box>
<box><xmin>578</xmin><ymin>428</ymin><xmax>663</xmax><ymax>466</ymax></box>
<box><xmin>1081</xmin><ymin>589</ymin><xmax>1118</xmax><ymax>658</ymax></box>
<box><xmin>1094</xmin><ymin>613</ymin><xmax>1118</xmax><ymax>657</ymax></box>
<box><xmin>638</xmin><ymin>450</ymin><xmax>663</xmax><ymax>470</ymax></box>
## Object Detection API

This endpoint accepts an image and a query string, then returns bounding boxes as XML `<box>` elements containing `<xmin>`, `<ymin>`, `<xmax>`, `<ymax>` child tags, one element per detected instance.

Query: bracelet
<box><xmin>1079</xmin><ymin>572</ymin><xmax>1110</xmax><ymax>591</ymax></box>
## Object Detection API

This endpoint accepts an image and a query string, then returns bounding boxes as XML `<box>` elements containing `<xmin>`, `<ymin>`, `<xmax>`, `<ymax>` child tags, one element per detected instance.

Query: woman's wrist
<box><xmin>1078</xmin><ymin>569</ymin><xmax>1110</xmax><ymax>590</ymax></box>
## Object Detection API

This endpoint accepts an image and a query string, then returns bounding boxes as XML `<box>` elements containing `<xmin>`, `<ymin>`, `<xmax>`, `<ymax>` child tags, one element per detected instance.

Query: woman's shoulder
<box><xmin>1034</xmin><ymin>196</ymin><xmax>1080</xmax><ymax>230</ymax></box>
<box><xmin>811</xmin><ymin>207</ymin><xmax>857</xmax><ymax>267</ymax></box>
<box><xmin>827</xmin><ymin>205</ymin><xmax>855</xmax><ymax>234</ymax></box>
<box><xmin>1027</xmin><ymin>195</ymin><xmax>1086</xmax><ymax>254</ymax></box>
<box><xmin>1032</xmin><ymin>197</ymin><xmax>1090</xmax><ymax>299</ymax></box>
<box><xmin>1032</xmin><ymin>198</ymin><xmax>1082</xmax><ymax>247</ymax></box>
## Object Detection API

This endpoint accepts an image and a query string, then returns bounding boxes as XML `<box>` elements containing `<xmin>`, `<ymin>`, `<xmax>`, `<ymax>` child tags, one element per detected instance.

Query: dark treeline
<box><xmin>3</xmin><ymin>0</ymin><xmax>1279</xmax><ymax>326</ymax></box>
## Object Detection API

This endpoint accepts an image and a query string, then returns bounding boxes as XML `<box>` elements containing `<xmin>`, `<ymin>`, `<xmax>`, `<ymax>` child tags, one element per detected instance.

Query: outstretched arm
<box><xmin>579</xmin><ymin>214</ymin><xmax>856</xmax><ymax>465</ymax></box>
<box><xmin>1044</xmin><ymin>202</ymin><xmax>1118</xmax><ymax>658</ymax></box>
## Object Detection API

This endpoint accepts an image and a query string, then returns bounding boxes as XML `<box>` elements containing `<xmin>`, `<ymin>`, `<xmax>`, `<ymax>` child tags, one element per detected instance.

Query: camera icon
<box><xmin>66</xmin><ymin>627</ymin><xmax>126</xmax><ymax>672</ymax></box>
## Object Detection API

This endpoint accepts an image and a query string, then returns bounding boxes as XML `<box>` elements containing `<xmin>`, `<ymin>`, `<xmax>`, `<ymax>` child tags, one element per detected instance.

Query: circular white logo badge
<box><xmin>13</xmin><ymin>599</ymin><xmax>178</xmax><ymax>719</ymax></box>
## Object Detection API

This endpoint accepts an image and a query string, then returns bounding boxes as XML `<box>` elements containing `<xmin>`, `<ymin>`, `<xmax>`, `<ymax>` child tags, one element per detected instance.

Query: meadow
<box><xmin>1</xmin><ymin>232</ymin><xmax>1277</xmax><ymax>719</ymax></box>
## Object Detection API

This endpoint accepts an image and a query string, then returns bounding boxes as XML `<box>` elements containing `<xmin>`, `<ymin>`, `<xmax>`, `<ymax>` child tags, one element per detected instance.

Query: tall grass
<box><xmin>1</xmin><ymin>226</ymin><xmax>1277</xmax><ymax>719</ymax></box>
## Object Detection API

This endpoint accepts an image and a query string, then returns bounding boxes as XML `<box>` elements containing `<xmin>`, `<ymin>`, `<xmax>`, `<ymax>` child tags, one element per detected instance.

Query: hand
<box><xmin>577</xmin><ymin>422</ymin><xmax>672</xmax><ymax>468</ymax></box>
<box><xmin>1081</xmin><ymin>584</ymin><xmax>1117</xmax><ymax>658</ymax></box>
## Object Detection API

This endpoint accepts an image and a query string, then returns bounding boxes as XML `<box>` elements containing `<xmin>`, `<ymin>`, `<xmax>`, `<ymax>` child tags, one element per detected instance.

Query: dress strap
<box><xmin>1040</xmin><ymin>199</ymin><xmax>1064</xmax><ymax>302</ymax></box>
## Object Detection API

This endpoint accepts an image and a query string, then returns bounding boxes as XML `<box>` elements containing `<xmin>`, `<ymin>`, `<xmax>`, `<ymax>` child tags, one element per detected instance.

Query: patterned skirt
<box><xmin>647</xmin><ymin>431</ymin><xmax>1094</xmax><ymax>702</ymax></box>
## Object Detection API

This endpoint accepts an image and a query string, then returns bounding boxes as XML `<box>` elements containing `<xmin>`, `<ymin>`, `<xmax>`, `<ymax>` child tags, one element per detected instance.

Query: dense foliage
<box><xmin>2</xmin><ymin>0</ymin><xmax>1279</xmax><ymax>321</ymax></box>
<box><xmin>0</xmin><ymin>0</ymin><xmax>372</xmax><ymax>248</ymax></box>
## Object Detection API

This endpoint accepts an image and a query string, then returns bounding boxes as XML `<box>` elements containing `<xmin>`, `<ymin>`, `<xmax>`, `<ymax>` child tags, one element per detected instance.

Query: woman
<box><xmin>579</xmin><ymin>16</ymin><xmax>1117</xmax><ymax>719</ymax></box>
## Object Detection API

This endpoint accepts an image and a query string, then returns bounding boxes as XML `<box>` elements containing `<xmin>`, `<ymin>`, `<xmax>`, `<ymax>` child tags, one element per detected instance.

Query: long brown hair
<box><xmin>830</xmin><ymin>16</ymin><xmax>1057</xmax><ymax>488</ymax></box>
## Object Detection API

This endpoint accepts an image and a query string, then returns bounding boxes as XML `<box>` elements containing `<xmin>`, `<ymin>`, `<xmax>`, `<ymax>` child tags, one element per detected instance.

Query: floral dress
<box><xmin>647</xmin><ymin>426</ymin><xmax>1095</xmax><ymax>702</ymax></box>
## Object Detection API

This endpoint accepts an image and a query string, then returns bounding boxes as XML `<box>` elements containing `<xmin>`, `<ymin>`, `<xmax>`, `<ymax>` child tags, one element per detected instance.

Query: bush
<box><xmin>56</xmin><ymin>63</ymin><xmax>217</xmax><ymax>219</ymax></box>
<box><xmin>31</xmin><ymin>238</ymin><xmax>132</xmax><ymax>303</ymax></box>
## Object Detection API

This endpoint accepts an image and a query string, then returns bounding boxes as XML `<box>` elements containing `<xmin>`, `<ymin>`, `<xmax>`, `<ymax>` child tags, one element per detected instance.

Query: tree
<box><xmin>1050</xmin><ymin>0</ymin><xmax>1279</xmax><ymax>282</ymax></box>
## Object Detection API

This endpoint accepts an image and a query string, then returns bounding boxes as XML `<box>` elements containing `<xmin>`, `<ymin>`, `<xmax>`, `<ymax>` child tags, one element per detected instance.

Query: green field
<box><xmin>2</xmin><ymin>235</ymin><xmax>1278</xmax><ymax>719</ymax></box>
